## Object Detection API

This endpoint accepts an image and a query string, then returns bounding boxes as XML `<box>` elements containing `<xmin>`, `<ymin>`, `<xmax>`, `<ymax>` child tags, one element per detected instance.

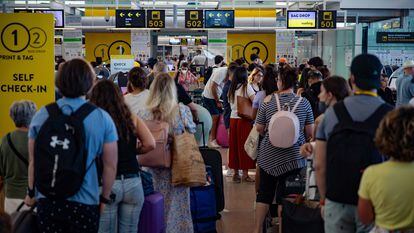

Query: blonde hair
<box><xmin>248</xmin><ymin>67</ymin><xmax>263</xmax><ymax>84</ymax></box>
<box><xmin>146</xmin><ymin>72</ymin><xmax>178</xmax><ymax>123</ymax></box>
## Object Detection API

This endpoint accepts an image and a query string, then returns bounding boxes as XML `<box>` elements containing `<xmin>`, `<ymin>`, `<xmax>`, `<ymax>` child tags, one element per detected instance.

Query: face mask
<box><xmin>318</xmin><ymin>101</ymin><xmax>327</xmax><ymax>114</ymax></box>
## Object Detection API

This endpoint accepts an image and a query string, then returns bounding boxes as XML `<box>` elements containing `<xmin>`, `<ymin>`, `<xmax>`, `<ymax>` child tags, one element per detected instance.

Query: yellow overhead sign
<box><xmin>85</xmin><ymin>32</ymin><xmax>131</xmax><ymax>63</ymax></box>
<box><xmin>0</xmin><ymin>13</ymin><xmax>55</xmax><ymax>137</ymax></box>
<box><xmin>227</xmin><ymin>33</ymin><xmax>276</xmax><ymax>64</ymax></box>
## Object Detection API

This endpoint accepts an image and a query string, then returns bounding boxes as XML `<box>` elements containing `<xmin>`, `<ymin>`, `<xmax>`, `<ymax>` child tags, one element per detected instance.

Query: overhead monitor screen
<box><xmin>115</xmin><ymin>10</ymin><xmax>146</xmax><ymax>28</ymax></box>
<box><xmin>205</xmin><ymin>10</ymin><xmax>234</xmax><ymax>28</ymax></box>
<box><xmin>287</xmin><ymin>11</ymin><xmax>317</xmax><ymax>29</ymax></box>
<box><xmin>34</xmin><ymin>9</ymin><xmax>65</xmax><ymax>28</ymax></box>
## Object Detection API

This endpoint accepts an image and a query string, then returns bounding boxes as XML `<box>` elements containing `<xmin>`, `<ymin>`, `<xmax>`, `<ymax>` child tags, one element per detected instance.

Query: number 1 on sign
<box><xmin>12</xmin><ymin>30</ymin><xmax>18</xmax><ymax>46</ymax></box>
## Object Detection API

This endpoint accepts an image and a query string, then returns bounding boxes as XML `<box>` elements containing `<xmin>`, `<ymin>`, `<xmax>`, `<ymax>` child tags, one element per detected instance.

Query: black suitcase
<box><xmin>197</xmin><ymin>121</ymin><xmax>225</xmax><ymax>213</ymax></box>
<box><xmin>200</xmin><ymin>147</ymin><xmax>225</xmax><ymax>213</ymax></box>
<box><xmin>11</xmin><ymin>203</ymin><xmax>39</xmax><ymax>233</ymax></box>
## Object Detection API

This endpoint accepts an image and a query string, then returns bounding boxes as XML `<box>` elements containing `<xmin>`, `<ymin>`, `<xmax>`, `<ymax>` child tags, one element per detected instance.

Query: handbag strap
<box><xmin>274</xmin><ymin>94</ymin><xmax>281</xmax><ymax>111</ymax></box>
<box><xmin>6</xmin><ymin>133</ymin><xmax>28</xmax><ymax>166</ymax></box>
<box><xmin>292</xmin><ymin>97</ymin><xmax>303</xmax><ymax>113</ymax></box>
<box><xmin>176</xmin><ymin>105</ymin><xmax>188</xmax><ymax>134</ymax></box>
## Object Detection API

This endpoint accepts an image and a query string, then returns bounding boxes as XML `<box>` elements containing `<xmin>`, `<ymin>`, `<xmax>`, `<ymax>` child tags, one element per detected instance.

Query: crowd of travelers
<box><xmin>0</xmin><ymin>49</ymin><xmax>414</xmax><ymax>233</ymax></box>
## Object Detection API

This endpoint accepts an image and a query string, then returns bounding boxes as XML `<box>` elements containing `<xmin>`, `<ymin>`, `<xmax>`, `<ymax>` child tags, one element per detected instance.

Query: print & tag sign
<box><xmin>0</xmin><ymin>13</ymin><xmax>55</xmax><ymax>137</ymax></box>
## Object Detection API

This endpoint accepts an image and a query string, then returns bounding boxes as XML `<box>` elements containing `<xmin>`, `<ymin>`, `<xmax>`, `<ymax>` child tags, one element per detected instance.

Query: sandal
<box><xmin>232</xmin><ymin>175</ymin><xmax>241</xmax><ymax>183</ymax></box>
<box><xmin>242</xmin><ymin>176</ymin><xmax>255</xmax><ymax>183</ymax></box>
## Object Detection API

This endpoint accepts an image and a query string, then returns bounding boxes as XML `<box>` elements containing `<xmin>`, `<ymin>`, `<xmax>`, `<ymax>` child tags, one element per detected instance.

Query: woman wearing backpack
<box><xmin>137</xmin><ymin>73</ymin><xmax>196</xmax><ymax>233</ymax></box>
<box><xmin>89</xmin><ymin>80</ymin><xmax>155</xmax><ymax>233</ymax></box>
<box><xmin>228</xmin><ymin>66</ymin><xmax>256</xmax><ymax>183</ymax></box>
<box><xmin>253</xmin><ymin>68</ymin><xmax>314</xmax><ymax>233</ymax></box>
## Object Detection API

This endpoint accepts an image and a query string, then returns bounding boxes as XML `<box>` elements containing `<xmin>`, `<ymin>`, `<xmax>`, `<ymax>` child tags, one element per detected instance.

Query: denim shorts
<box><xmin>324</xmin><ymin>199</ymin><xmax>373</xmax><ymax>233</ymax></box>
<box><xmin>203</xmin><ymin>97</ymin><xmax>223</xmax><ymax>116</ymax></box>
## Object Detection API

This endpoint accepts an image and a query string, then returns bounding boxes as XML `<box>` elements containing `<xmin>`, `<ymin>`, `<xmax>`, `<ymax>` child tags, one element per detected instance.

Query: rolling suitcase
<box><xmin>198</xmin><ymin>122</ymin><xmax>225</xmax><ymax>214</ymax></box>
<box><xmin>281</xmin><ymin>156</ymin><xmax>324</xmax><ymax>233</ymax></box>
<box><xmin>138</xmin><ymin>192</ymin><xmax>165</xmax><ymax>233</ymax></box>
<box><xmin>216</xmin><ymin>115</ymin><xmax>229</xmax><ymax>148</ymax></box>
<box><xmin>11</xmin><ymin>203</ymin><xmax>39</xmax><ymax>233</ymax></box>
<box><xmin>191</xmin><ymin>166</ymin><xmax>217</xmax><ymax>233</ymax></box>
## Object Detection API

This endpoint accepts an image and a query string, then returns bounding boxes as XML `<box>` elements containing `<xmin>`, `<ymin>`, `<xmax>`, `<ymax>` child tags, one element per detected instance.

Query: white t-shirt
<box><xmin>230</xmin><ymin>84</ymin><xmax>256</xmax><ymax>119</ymax></box>
<box><xmin>124</xmin><ymin>90</ymin><xmax>150</xmax><ymax>114</ymax></box>
<box><xmin>202</xmin><ymin>67</ymin><xmax>228</xmax><ymax>99</ymax></box>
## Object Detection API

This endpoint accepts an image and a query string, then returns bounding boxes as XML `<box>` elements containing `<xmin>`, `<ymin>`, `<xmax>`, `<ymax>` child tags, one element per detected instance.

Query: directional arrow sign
<box><xmin>209</xmin><ymin>13</ymin><xmax>214</xmax><ymax>17</ymax></box>
<box><xmin>120</xmin><ymin>12</ymin><xmax>125</xmax><ymax>17</ymax></box>
<box><xmin>217</xmin><ymin>13</ymin><xmax>222</xmax><ymax>17</ymax></box>
<box><xmin>225</xmin><ymin>13</ymin><xmax>230</xmax><ymax>17</ymax></box>
<box><xmin>128</xmin><ymin>12</ymin><xmax>133</xmax><ymax>17</ymax></box>
<box><xmin>136</xmin><ymin>12</ymin><xmax>141</xmax><ymax>18</ymax></box>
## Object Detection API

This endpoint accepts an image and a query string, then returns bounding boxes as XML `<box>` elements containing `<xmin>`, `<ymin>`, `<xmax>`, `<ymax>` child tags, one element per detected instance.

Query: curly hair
<box><xmin>375</xmin><ymin>107</ymin><xmax>414</xmax><ymax>162</ymax></box>
<box><xmin>89</xmin><ymin>80</ymin><xmax>136</xmax><ymax>142</ymax></box>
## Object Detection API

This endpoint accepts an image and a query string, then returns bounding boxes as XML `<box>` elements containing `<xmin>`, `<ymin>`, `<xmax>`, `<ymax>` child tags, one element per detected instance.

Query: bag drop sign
<box><xmin>287</xmin><ymin>11</ymin><xmax>317</xmax><ymax>29</ymax></box>
<box><xmin>0</xmin><ymin>13</ymin><xmax>55</xmax><ymax>137</ymax></box>
<box><xmin>110</xmin><ymin>55</ymin><xmax>135</xmax><ymax>75</ymax></box>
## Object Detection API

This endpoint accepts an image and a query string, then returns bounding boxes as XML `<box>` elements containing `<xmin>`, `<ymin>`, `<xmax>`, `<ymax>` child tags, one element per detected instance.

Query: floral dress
<box><xmin>137</xmin><ymin>104</ymin><xmax>196</xmax><ymax>233</ymax></box>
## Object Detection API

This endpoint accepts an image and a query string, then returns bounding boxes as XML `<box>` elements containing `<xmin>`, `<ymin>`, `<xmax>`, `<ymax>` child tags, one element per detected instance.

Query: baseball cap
<box><xmin>402</xmin><ymin>60</ymin><xmax>414</xmax><ymax>69</ymax></box>
<box><xmin>350</xmin><ymin>54</ymin><xmax>382</xmax><ymax>90</ymax></box>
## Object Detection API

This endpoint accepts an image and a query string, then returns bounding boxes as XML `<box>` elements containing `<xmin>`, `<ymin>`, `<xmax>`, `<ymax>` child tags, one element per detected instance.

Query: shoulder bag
<box><xmin>237</xmin><ymin>86</ymin><xmax>253</xmax><ymax>120</ymax></box>
<box><xmin>171</xmin><ymin>108</ymin><xmax>206</xmax><ymax>187</ymax></box>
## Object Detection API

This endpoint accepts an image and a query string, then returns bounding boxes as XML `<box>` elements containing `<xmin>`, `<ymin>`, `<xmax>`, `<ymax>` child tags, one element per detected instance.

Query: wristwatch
<box><xmin>27</xmin><ymin>187</ymin><xmax>35</xmax><ymax>198</ymax></box>
<box><xmin>100</xmin><ymin>193</ymin><xmax>116</xmax><ymax>205</ymax></box>
<box><xmin>100</xmin><ymin>194</ymin><xmax>111</xmax><ymax>204</ymax></box>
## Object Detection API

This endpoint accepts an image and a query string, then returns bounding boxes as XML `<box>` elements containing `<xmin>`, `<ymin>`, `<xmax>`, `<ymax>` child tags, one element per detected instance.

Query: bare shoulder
<box><xmin>263</xmin><ymin>94</ymin><xmax>273</xmax><ymax>103</ymax></box>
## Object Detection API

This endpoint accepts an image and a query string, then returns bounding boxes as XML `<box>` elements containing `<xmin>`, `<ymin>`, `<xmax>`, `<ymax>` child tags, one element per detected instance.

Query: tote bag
<box><xmin>171</xmin><ymin>109</ymin><xmax>206</xmax><ymax>187</ymax></box>
<box><xmin>244</xmin><ymin>126</ymin><xmax>259</xmax><ymax>160</ymax></box>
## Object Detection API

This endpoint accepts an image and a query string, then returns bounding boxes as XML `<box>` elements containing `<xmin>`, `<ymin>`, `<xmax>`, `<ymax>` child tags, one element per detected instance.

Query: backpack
<box><xmin>138</xmin><ymin>120</ymin><xmax>171</xmax><ymax>168</ymax></box>
<box><xmin>326</xmin><ymin>101</ymin><xmax>393</xmax><ymax>205</ymax></box>
<box><xmin>34</xmin><ymin>102</ymin><xmax>96</xmax><ymax>200</ymax></box>
<box><xmin>268</xmin><ymin>94</ymin><xmax>303</xmax><ymax>148</ymax></box>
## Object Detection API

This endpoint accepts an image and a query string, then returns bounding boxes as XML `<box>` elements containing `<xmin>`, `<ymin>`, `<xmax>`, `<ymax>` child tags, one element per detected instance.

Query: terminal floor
<box><xmin>217</xmin><ymin>149</ymin><xmax>278</xmax><ymax>233</ymax></box>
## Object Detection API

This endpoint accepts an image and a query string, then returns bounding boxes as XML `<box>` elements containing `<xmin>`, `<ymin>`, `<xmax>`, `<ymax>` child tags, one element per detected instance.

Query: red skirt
<box><xmin>228</xmin><ymin>118</ymin><xmax>256</xmax><ymax>170</ymax></box>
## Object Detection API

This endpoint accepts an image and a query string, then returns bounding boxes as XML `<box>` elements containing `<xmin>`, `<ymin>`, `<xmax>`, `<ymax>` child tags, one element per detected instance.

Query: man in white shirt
<box><xmin>192</xmin><ymin>49</ymin><xmax>208</xmax><ymax>68</ymax></box>
<box><xmin>202</xmin><ymin>65</ymin><xmax>228</xmax><ymax>148</ymax></box>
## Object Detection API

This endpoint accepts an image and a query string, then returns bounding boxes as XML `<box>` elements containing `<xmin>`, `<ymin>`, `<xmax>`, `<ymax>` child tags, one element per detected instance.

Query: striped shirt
<box><xmin>256</xmin><ymin>93</ymin><xmax>314</xmax><ymax>177</ymax></box>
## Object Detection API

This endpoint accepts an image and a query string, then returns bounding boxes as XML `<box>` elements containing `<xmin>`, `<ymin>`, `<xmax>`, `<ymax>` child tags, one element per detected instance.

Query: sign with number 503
<box><xmin>0</xmin><ymin>13</ymin><xmax>55</xmax><ymax>137</ymax></box>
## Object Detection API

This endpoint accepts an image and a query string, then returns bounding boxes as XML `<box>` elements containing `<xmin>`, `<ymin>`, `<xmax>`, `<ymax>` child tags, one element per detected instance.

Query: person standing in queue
<box><xmin>137</xmin><ymin>73</ymin><xmax>196</xmax><ymax>233</ymax></box>
<box><xmin>314</xmin><ymin>54</ymin><xmax>393</xmax><ymax>233</ymax></box>
<box><xmin>124</xmin><ymin>67</ymin><xmax>150</xmax><ymax>114</ymax></box>
<box><xmin>89</xmin><ymin>80</ymin><xmax>155</xmax><ymax>233</ymax></box>
<box><xmin>202</xmin><ymin>63</ymin><xmax>228</xmax><ymax>148</ymax></box>
<box><xmin>0</xmin><ymin>101</ymin><xmax>36</xmax><ymax>214</ymax></box>
<box><xmin>253</xmin><ymin>68</ymin><xmax>314</xmax><ymax>233</ymax></box>
<box><xmin>228</xmin><ymin>66</ymin><xmax>256</xmax><ymax>183</ymax></box>
<box><xmin>395</xmin><ymin>60</ymin><xmax>414</xmax><ymax>106</ymax></box>
<box><xmin>26</xmin><ymin>58</ymin><xmax>118</xmax><ymax>233</ymax></box>
<box><xmin>358</xmin><ymin>107</ymin><xmax>414</xmax><ymax>233</ymax></box>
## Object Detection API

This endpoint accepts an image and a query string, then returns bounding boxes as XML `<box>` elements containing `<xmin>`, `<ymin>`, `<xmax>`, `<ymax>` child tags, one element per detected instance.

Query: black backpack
<box><xmin>326</xmin><ymin>101</ymin><xmax>393</xmax><ymax>205</ymax></box>
<box><xmin>34</xmin><ymin>102</ymin><xmax>96</xmax><ymax>200</ymax></box>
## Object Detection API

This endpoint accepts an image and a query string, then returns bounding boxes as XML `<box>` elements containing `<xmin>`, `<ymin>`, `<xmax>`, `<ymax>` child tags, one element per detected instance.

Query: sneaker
<box><xmin>225</xmin><ymin>169</ymin><xmax>234</xmax><ymax>177</ymax></box>
<box><xmin>208</xmin><ymin>139</ymin><xmax>221</xmax><ymax>148</ymax></box>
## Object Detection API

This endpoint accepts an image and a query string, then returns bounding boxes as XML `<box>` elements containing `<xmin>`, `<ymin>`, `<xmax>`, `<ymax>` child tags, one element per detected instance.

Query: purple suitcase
<box><xmin>138</xmin><ymin>192</ymin><xmax>165</xmax><ymax>233</ymax></box>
